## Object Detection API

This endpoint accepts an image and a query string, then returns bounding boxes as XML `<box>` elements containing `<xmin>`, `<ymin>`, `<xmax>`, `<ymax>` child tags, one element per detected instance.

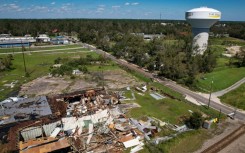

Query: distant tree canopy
<box><xmin>211</xmin><ymin>21</ymin><xmax>245</xmax><ymax>40</ymax></box>
<box><xmin>0</xmin><ymin>19</ymin><xmax>191</xmax><ymax>39</ymax></box>
<box><xmin>1</xmin><ymin>19</ymin><xmax>244</xmax><ymax>87</ymax></box>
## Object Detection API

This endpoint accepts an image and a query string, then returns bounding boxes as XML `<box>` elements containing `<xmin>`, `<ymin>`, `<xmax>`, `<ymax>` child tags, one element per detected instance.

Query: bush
<box><xmin>186</xmin><ymin>112</ymin><xmax>203</xmax><ymax>129</ymax></box>
<box><xmin>78</xmin><ymin>65</ymin><xmax>88</xmax><ymax>73</ymax></box>
<box><xmin>70</xmin><ymin>75</ymin><xmax>76</xmax><ymax>79</ymax></box>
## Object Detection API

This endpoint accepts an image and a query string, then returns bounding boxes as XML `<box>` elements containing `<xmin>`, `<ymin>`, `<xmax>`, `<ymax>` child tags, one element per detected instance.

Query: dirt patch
<box><xmin>226</xmin><ymin>46</ymin><xmax>241</xmax><ymax>55</ymax></box>
<box><xmin>19</xmin><ymin>76</ymin><xmax>71</xmax><ymax>96</ymax></box>
<box><xmin>103</xmin><ymin>70</ymin><xmax>142</xmax><ymax>89</ymax></box>
<box><xmin>68</xmin><ymin>79</ymin><xmax>98</xmax><ymax>92</ymax></box>
<box><xmin>19</xmin><ymin>69</ymin><xmax>142</xmax><ymax>96</ymax></box>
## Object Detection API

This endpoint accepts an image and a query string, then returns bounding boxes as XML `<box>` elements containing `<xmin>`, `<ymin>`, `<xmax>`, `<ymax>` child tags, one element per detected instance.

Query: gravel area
<box><xmin>195</xmin><ymin>119</ymin><xmax>243</xmax><ymax>153</ymax></box>
<box><xmin>218</xmin><ymin>133</ymin><xmax>245</xmax><ymax>153</ymax></box>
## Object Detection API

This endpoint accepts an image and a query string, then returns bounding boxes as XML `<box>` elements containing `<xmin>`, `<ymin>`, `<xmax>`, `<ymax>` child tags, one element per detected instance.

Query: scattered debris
<box><xmin>135</xmin><ymin>85</ymin><xmax>147</xmax><ymax>92</ymax></box>
<box><xmin>3</xmin><ymin>80</ymin><xmax>18</xmax><ymax>88</ymax></box>
<box><xmin>72</xmin><ymin>69</ymin><xmax>82</xmax><ymax>75</ymax></box>
<box><xmin>150</xmin><ymin>92</ymin><xmax>165</xmax><ymax>100</ymax></box>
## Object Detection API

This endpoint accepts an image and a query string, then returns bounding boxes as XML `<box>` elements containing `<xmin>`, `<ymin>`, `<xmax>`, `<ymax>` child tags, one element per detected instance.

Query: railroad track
<box><xmin>201</xmin><ymin>124</ymin><xmax>245</xmax><ymax>153</ymax></box>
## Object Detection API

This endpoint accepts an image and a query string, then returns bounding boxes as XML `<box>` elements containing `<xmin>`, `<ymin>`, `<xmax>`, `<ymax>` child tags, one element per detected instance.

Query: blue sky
<box><xmin>0</xmin><ymin>0</ymin><xmax>244</xmax><ymax>21</ymax></box>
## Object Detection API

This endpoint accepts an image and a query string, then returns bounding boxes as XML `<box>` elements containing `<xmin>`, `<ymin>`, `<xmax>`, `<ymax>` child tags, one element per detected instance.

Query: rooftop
<box><xmin>187</xmin><ymin>7</ymin><xmax>220</xmax><ymax>13</ymax></box>
<box><xmin>0</xmin><ymin>96</ymin><xmax>52</xmax><ymax>126</ymax></box>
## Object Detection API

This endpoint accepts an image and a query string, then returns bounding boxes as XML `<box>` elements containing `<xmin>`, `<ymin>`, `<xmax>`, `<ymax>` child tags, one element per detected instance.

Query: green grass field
<box><xmin>196</xmin><ymin>50</ymin><xmax>245</xmax><ymax>93</ymax></box>
<box><xmin>220</xmin><ymin>83</ymin><xmax>245</xmax><ymax>110</ymax></box>
<box><xmin>88</xmin><ymin>62</ymin><xmax>120</xmax><ymax>71</ymax></box>
<box><xmin>154</xmin><ymin>129</ymin><xmax>211</xmax><ymax>153</ymax></box>
<box><xmin>210</xmin><ymin>37</ymin><xmax>245</xmax><ymax>46</ymax></box>
<box><xmin>0</xmin><ymin>44</ymin><xmax>82</xmax><ymax>53</ymax></box>
<box><xmin>126</xmin><ymin>93</ymin><xmax>195</xmax><ymax>124</ymax></box>
<box><xmin>126</xmin><ymin>91</ymin><xmax>223</xmax><ymax>124</ymax></box>
<box><xmin>0</xmin><ymin>47</ymin><xmax>95</xmax><ymax>100</ymax></box>
<box><xmin>209</xmin><ymin>45</ymin><xmax>226</xmax><ymax>57</ymax></box>
<box><xmin>196</xmin><ymin>67</ymin><xmax>245</xmax><ymax>92</ymax></box>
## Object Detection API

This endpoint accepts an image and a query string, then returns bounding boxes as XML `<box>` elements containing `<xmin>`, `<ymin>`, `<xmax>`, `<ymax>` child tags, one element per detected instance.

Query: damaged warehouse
<box><xmin>0</xmin><ymin>88</ymin><xmax>163</xmax><ymax>153</ymax></box>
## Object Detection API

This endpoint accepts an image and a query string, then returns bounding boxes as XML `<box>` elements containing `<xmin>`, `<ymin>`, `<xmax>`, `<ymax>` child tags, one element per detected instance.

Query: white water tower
<box><xmin>186</xmin><ymin>7</ymin><xmax>221</xmax><ymax>55</ymax></box>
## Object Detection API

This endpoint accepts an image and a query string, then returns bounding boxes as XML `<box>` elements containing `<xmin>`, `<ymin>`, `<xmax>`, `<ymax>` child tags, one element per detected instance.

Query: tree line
<box><xmin>0</xmin><ymin>19</ymin><xmax>244</xmax><ymax>87</ymax></box>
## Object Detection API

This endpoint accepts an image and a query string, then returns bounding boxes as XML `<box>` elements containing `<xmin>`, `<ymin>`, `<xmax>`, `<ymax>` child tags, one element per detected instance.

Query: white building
<box><xmin>36</xmin><ymin>34</ymin><xmax>51</xmax><ymax>43</ymax></box>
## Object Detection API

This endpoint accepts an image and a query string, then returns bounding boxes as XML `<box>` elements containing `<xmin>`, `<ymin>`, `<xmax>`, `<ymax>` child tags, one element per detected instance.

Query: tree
<box><xmin>186</xmin><ymin>112</ymin><xmax>203</xmax><ymax>129</ymax></box>
<box><xmin>0</xmin><ymin>55</ymin><xmax>13</xmax><ymax>70</ymax></box>
<box><xmin>78</xmin><ymin>65</ymin><xmax>88</xmax><ymax>73</ymax></box>
<box><xmin>236</xmin><ymin>47</ymin><xmax>245</xmax><ymax>67</ymax></box>
<box><xmin>54</xmin><ymin>57</ymin><xmax>62</xmax><ymax>64</ymax></box>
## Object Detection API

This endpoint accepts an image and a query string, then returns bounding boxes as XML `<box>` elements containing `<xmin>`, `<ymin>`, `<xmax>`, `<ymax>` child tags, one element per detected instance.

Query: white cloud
<box><xmin>96</xmin><ymin>7</ymin><xmax>105</xmax><ymax>13</ymax></box>
<box><xmin>0</xmin><ymin>3</ymin><xmax>23</xmax><ymax>12</ymax></box>
<box><xmin>144</xmin><ymin>12</ymin><xmax>152</xmax><ymax>16</ymax></box>
<box><xmin>131</xmin><ymin>2</ymin><xmax>139</xmax><ymax>6</ymax></box>
<box><xmin>66</xmin><ymin>3</ymin><xmax>71</xmax><ymax>6</ymax></box>
<box><xmin>112</xmin><ymin>5</ymin><xmax>120</xmax><ymax>9</ymax></box>
<box><xmin>98</xmin><ymin>5</ymin><xmax>105</xmax><ymax>7</ymax></box>
<box><xmin>9</xmin><ymin>3</ymin><xmax>19</xmax><ymax>9</ymax></box>
<box><xmin>125</xmin><ymin>2</ymin><xmax>140</xmax><ymax>6</ymax></box>
<box><xmin>51</xmin><ymin>2</ymin><xmax>55</xmax><ymax>5</ymax></box>
<box><xmin>97</xmin><ymin>7</ymin><xmax>105</xmax><ymax>11</ymax></box>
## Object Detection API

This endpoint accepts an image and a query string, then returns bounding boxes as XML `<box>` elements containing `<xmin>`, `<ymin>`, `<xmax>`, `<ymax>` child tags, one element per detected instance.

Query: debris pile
<box><xmin>2</xmin><ymin>89</ymin><xmax>144</xmax><ymax>153</ymax></box>
<box><xmin>1</xmin><ymin>88</ymin><xmax>164</xmax><ymax>153</ymax></box>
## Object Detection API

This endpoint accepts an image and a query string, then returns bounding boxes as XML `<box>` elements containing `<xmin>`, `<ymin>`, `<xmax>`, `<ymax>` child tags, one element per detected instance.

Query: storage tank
<box><xmin>185</xmin><ymin>7</ymin><xmax>221</xmax><ymax>55</ymax></box>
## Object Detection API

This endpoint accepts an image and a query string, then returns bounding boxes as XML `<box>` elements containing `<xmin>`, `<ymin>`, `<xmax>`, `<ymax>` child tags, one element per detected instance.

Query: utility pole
<box><xmin>21</xmin><ymin>40</ymin><xmax>27</xmax><ymax>76</ymax></box>
<box><xmin>233</xmin><ymin>108</ymin><xmax>237</xmax><ymax>119</ymax></box>
<box><xmin>218</xmin><ymin>108</ymin><xmax>221</xmax><ymax>122</ymax></box>
<box><xmin>207</xmin><ymin>80</ymin><xmax>213</xmax><ymax>109</ymax></box>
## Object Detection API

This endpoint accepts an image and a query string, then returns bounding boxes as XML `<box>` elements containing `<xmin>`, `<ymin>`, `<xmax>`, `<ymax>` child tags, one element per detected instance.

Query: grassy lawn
<box><xmin>0</xmin><ymin>44</ymin><xmax>82</xmax><ymax>53</ymax></box>
<box><xmin>156</xmin><ymin>129</ymin><xmax>210</xmax><ymax>153</ymax></box>
<box><xmin>196</xmin><ymin>67</ymin><xmax>245</xmax><ymax>92</ymax></box>
<box><xmin>196</xmin><ymin>53</ymin><xmax>245</xmax><ymax>92</ymax></box>
<box><xmin>220</xmin><ymin>83</ymin><xmax>245</xmax><ymax>110</ymax></box>
<box><xmin>0</xmin><ymin>48</ymin><xmax>96</xmax><ymax>100</ymax></box>
<box><xmin>126</xmin><ymin>93</ymin><xmax>194</xmax><ymax>124</ymax></box>
<box><xmin>126</xmin><ymin>91</ymin><xmax>223</xmax><ymax>124</ymax></box>
<box><xmin>210</xmin><ymin>37</ymin><xmax>245</xmax><ymax>46</ymax></box>
<box><xmin>151</xmin><ymin>82</ymin><xmax>184</xmax><ymax>100</ymax></box>
<box><xmin>87</xmin><ymin>62</ymin><xmax>120</xmax><ymax>72</ymax></box>
<box><xmin>209</xmin><ymin>45</ymin><xmax>226</xmax><ymax>57</ymax></box>
<box><xmin>124</xmin><ymin>68</ymin><xmax>152</xmax><ymax>83</ymax></box>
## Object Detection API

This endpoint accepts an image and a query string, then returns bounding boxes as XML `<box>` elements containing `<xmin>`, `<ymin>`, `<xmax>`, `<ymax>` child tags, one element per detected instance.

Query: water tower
<box><xmin>186</xmin><ymin>7</ymin><xmax>221</xmax><ymax>55</ymax></box>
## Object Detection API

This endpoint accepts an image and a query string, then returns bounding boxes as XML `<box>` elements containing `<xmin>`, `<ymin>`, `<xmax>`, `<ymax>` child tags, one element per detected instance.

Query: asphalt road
<box><xmin>83</xmin><ymin>43</ymin><xmax>245</xmax><ymax>122</ymax></box>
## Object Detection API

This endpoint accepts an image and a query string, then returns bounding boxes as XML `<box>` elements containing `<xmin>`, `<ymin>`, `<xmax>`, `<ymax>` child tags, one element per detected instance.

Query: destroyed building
<box><xmin>1</xmin><ymin>88</ymin><xmax>161</xmax><ymax>153</ymax></box>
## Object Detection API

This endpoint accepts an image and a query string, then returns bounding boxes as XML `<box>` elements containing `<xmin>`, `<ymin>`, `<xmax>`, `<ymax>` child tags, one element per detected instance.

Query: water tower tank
<box><xmin>186</xmin><ymin>7</ymin><xmax>221</xmax><ymax>55</ymax></box>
